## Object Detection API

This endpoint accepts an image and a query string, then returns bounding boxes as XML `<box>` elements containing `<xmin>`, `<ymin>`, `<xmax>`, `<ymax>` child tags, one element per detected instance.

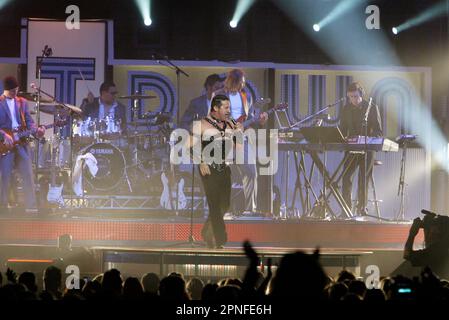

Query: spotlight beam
<box><xmin>0</xmin><ymin>0</ymin><xmax>12</xmax><ymax>10</ymax></box>
<box><xmin>394</xmin><ymin>1</ymin><xmax>447</xmax><ymax>34</ymax></box>
<box><xmin>134</xmin><ymin>0</ymin><xmax>152</xmax><ymax>26</ymax></box>
<box><xmin>230</xmin><ymin>0</ymin><xmax>256</xmax><ymax>27</ymax></box>
<box><xmin>317</xmin><ymin>0</ymin><xmax>368</xmax><ymax>30</ymax></box>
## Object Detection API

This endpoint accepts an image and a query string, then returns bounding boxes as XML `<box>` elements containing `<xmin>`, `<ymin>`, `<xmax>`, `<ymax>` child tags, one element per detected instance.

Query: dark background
<box><xmin>0</xmin><ymin>0</ymin><xmax>448</xmax><ymax>118</ymax></box>
<box><xmin>0</xmin><ymin>0</ymin><xmax>446</xmax><ymax>66</ymax></box>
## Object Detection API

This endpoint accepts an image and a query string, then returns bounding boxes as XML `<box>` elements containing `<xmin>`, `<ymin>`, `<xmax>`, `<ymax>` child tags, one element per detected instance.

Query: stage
<box><xmin>0</xmin><ymin>210</ymin><xmax>418</xmax><ymax>280</ymax></box>
<box><xmin>0</xmin><ymin>209</ymin><xmax>415</xmax><ymax>249</ymax></box>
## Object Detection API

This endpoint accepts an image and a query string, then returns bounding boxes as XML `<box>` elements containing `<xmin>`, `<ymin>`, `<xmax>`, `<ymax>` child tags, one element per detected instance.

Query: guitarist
<box><xmin>213</xmin><ymin>69</ymin><xmax>268</xmax><ymax>215</ymax></box>
<box><xmin>0</xmin><ymin>76</ymin><xmax>45</xmax><ymax>212</ymax></box>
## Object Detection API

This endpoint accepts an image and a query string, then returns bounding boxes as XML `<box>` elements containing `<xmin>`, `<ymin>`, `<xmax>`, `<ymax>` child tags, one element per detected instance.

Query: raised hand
<box><xmin>6</xmin><ymin>268</ymin><xmax>17</xmax><ymax>284</ymax></box>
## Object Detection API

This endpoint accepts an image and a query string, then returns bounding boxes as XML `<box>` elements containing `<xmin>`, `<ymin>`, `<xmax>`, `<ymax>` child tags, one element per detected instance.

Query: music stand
<box><xmin>300</xmin><ymin>126</ymin><xmax>345</xmax><ymax>144</ymax></box>
<box><xmin>274</xmin><ymin>109</ymin><xmax>292</xmax><ymax>130</ymax></box>
<box><xmin>300</xmin><ymin>126</ymin><xmax>347</xmax><ymax>219</ymax></box>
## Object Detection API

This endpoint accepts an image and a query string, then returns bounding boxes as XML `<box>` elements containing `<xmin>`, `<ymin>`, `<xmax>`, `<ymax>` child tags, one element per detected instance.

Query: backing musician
<box><xmin>339</xmin><ymin>82</ymin><xmax>382</xmax><ymax>216</ymax></box>
<box><xmin>81</xmin><ymin>81</ymin><xmax>127</xmax><ymax>134</ymax></box>
<box><xmin>0</xmin><ymin>76</ymin><xmax>45</xmax><ymax>212</ymax></box>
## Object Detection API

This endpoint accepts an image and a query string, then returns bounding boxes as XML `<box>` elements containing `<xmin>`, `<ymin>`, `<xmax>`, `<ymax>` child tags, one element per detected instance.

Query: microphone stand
<box><xmin>153</xmin><ymin>53</ymin><xmax>189</xmax><ymax>126</ymax></box>
<box><xmin>361</xmin><ymin>98</ymin><xmax>373</xmax><ymax>217</ymax></box>
<box><xmin>34</xmin><ymin>46</ymin><xmax>52</xmax><ymax>207</ymax></box>
<box><xmin>289</xmin><ymin>97</ymin><xmax>345</xmax><ymax>129</ymax></box>
<box><xmin>359</xmin><ymin>97</ymin><xmax>390</xmax><ymax>221</ymax></box>
<box><xmin>167</xmin><ymin>114</ymin><xmax>202</xmax><ymax>248</ymax></box>
<box><xmin>31</xmin><ymin>85</ymin><xmax>81</xmax><ymax>212</ymax></box>
<box><xmin>395</xmin><ymin>135</ymin><xmax>416</xmax><ymax>222</ymax></box>
<box><xmin>154</xmin><ymin>54</ymin><xmax>189</xmax><ymax>216</ymax></box>
<box><xmin>361</xmin><ymin>98</ymin><xmax>390</xmax><ymax>222</ymax></box>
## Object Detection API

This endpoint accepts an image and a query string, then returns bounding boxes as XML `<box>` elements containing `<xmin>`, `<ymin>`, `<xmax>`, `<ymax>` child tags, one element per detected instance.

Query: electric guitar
<box><xmin>236</xmin><ymin>102</ymin><xmax>288</xmax><ymax>130</ymax></box>
<box><xmin>0</xmin><ymin>120</ymin><xmax>66</xmax><ymax>155</ymax></box>
<box><xmin>160</xmin><ymin>171</ymin><xmax>187</xmax><ymax>210</ymax></box>
<box><xmin>47</xmin><ymin>136</ymin><xmax>64</xmax><ymax>206</ymax></box>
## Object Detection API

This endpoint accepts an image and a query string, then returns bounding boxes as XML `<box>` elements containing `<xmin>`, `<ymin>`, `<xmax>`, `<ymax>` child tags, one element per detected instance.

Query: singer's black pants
<box><xmin>200</xmin><ymin>165</ymin><xmax>231</xmax><ymax>247</ymax></box>
<box><xmin>342</xmin><ymin>151</ymin><xmax>374</xmax><ymax>214</ymax></box>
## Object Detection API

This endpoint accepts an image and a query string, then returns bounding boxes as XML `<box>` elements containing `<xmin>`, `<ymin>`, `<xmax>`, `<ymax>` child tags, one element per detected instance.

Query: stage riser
<box><xmin>0</xmin><ymin>217</ymin><xmax>419</xmax><ymax>250</ymax></box>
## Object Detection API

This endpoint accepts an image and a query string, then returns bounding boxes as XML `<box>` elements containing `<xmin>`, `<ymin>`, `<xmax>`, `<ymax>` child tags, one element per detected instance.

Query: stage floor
<box><xmin>0</xmin><ymin>209</ymin><xmax>417</xmax><ymax>251</ymax></box>
<box><xmin>0</xmin><ymin>209</ymin><xmax>419</xmax><ymax>280</ymax></box>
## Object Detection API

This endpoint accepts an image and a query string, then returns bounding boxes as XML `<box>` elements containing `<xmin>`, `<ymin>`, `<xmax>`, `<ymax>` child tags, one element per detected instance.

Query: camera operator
<box><xmin>403</xmin><ymin>212</ymin><xmax>449</xmax><ymax>279</ymax></box>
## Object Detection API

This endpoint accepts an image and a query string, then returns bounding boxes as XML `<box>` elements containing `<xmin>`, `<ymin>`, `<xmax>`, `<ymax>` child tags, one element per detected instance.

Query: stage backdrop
<box><xmin>112</xmin><ymin>62</ymin><xmax>431</xmax><ymax>220</ymax></box>
<box><xmin>26</xmin><ymin>19</ymin><xmax>106</xmax><ymax>137</ymax></box>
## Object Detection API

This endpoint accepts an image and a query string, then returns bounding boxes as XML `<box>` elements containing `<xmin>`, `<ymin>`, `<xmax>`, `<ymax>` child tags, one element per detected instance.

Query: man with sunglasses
<box><xmin>81</xmin><ymin>81</ymin><xmax>127</xmax><ymax>132</ymax></box>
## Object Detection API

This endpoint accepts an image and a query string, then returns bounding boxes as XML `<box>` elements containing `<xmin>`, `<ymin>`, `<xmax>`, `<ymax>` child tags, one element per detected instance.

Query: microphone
<box><xmin>330</xmin><ymin>97</ymin><xmax>346</xmax><ymax>107</ymax></box>
<box><xmin>42</xmin><ymin>45</ymin><xmax>53</xmax><ymax>57</ymax></box>
<box><xmin>421</xmin><ymin>209</ymin><xmax>437</xmax><ymax>216</ymax></box>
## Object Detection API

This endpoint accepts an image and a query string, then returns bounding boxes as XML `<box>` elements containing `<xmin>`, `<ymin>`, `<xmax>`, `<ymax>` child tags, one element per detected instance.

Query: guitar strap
<box><xmin>241</xmin><ymin>91</ymin><xmax>249</xmax><ymax>116</ymax></box>
<box><xmin>17</xmin><ymin>98</ymin><xmax>27</xmax><ymax>130</ymax></box>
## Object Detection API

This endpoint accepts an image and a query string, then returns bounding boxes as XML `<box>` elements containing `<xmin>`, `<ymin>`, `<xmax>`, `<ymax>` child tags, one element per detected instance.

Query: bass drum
<box><xmin>81</xmin><ymin>142</ymin><xmax>126</xmax><ymax>191</ymax></box>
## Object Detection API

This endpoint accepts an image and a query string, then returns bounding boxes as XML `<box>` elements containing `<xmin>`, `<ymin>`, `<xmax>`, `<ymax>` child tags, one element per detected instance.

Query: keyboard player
<box><xmin>339</xmin><ymin>82</ymin><xmax>382</xmax><ymax>216</ymax></box>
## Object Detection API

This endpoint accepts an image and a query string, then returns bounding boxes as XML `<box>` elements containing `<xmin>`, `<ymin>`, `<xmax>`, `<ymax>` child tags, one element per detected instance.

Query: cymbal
<box><xmin>38</xmin><ymin>102</ymin><xmax>82</xmax><ymax>115</ymax></box>
<box><xmin>18</xmin><ymin>92</ymin><xmax>54</xmax><ymax>103</ymax></box>
<box><xmin>63</xmin><ymin>103</ymin><xmax>83</xmax><ymax>114</ymax></box>
<box><xmin>118</xmin><ymin>94</ymin><xmax>157</xmax><ymax>100</ymax></box>
<box><xmin>38</xmin><ymin>103</ymin><xmax>66</xmax><ymax>115</ymax></box>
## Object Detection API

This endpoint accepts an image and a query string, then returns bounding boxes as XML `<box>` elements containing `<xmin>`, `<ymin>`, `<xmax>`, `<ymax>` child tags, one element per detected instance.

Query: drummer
<box><xmin>81</xmin><ymin>81</ymin><xmax>127</xmax><ymax>135</ymax></box>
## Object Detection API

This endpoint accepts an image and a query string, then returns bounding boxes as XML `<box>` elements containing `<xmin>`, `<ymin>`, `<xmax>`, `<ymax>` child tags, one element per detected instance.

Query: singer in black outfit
<box><xmin>339</xmin><ymin>82</ymin><xmax>382</xmax><ymax>216</ymax></box>
<box><xmin>194</xmin><ymin>94</ymin><xmax>241</xmax><ymax>249</ymax></box>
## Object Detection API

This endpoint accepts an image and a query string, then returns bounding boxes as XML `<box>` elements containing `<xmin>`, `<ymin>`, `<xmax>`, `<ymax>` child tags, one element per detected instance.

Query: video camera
<box><xmin>419</xmin><ymin>209</ymin><xmax>449</xmax><ymax>243</ymax></box>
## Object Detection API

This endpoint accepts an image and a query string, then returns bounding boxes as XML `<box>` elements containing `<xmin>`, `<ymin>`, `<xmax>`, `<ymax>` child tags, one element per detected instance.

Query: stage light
<box><xmin>392</xmin><ymin>27</ymin><xmax>398</xmax><ymax>35</ymax></box>
<box><xmin>230</xmin><ymin>0</ymin><xmax>256</xmax><ymax>29</ymax></box>
<box><xmin>134</xmin><ymin>0</ymin><xmax>152</xmax><ymax>27</ymax></box>
<box><xmin>393</xmin><ymin>1</ymin><xmax>446</xmax><ymax>34</ymax></box>
<box><xmin>313</xmin><ymin>24</ymin><xmax>320</xmax><ymax>32</ymax></box>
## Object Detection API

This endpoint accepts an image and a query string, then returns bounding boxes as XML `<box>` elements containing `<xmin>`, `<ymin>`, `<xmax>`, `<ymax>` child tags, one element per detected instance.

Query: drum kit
<box><xmin>20</xmin><ymin>92</ymin><xmax>173</xmax><ymax>196</ymax></box>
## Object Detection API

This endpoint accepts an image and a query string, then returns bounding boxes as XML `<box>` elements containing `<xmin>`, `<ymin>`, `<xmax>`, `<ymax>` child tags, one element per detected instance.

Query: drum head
<box><xmin>82</xmin><ymin>142</ymin><xmax>125</xmax><ymax>191</ymax></box>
